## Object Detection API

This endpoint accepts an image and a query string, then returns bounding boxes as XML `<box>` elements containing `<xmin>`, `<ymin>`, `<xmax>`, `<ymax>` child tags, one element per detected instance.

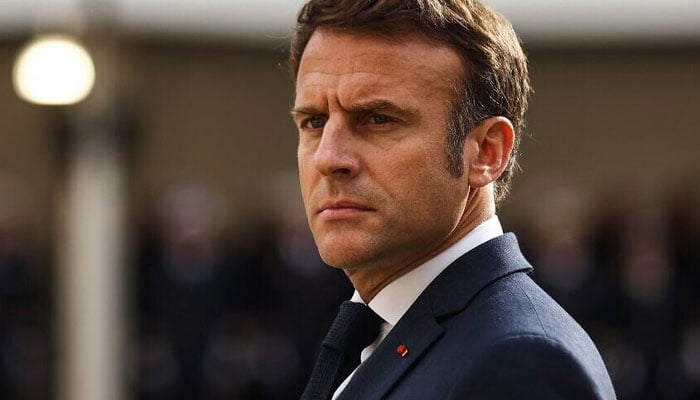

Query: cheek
<box><xmin>297</xmin><ymin>155</ymin><xmax>314</xmax><ymax>193</ymax></box>
<box><xmin>390</xmin><ymin>159</ymin><xmax>463</xmax><ymax>221</ymax></box>
<box><xmin>296</xmin><ymin>170</ymin><xmax>315</xmax><ymax>221</ymax></box>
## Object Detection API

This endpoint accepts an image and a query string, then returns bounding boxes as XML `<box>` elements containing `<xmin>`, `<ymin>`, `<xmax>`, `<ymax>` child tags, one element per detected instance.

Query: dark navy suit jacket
<box><xmin>336</xmin><ymin>233</ymin><xmax>616</xmax><ymax>399</ymax></box>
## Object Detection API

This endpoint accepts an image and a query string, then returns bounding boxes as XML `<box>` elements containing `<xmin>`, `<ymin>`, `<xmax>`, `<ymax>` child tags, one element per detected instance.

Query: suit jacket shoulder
<box><xmin>443</xmin><ymin>272</ymin><xmax>616</xmax><ymax>399</ymax></box>
<box><xmin>339</xmin><ymin>234</ymin><xmax>616</xmax><ymax>400</ymax></box>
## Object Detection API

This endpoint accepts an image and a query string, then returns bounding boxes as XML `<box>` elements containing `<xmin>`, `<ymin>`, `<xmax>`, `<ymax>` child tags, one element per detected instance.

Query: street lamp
<box><xmin>12</xmin><ymin>34</ymin><xmax>95</xmax><ymax>106</ymax></box>
<box><xmin>12</xmin><ymin>27</ymin><xmax>125</xmax><ymax>400</ymax></box>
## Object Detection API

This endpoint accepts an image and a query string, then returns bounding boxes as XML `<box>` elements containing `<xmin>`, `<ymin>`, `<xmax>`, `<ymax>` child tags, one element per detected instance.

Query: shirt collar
<box><xmin>350</xmin><ymin>215</ymin><xmax>503</xmax><ymax>326</ymax></box>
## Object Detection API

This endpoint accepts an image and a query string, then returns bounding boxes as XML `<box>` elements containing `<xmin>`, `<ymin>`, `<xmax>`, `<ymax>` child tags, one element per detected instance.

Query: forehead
<box><xmin>295</xmin><ymin>28</ymin><xmax>463</xmax><ymax>107</ymax></box>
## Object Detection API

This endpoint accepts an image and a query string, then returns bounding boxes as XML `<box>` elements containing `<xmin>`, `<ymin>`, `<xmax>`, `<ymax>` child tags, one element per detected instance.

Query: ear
<box><xmin>466</xmin><ymin>117</ymin><xmax>515</xmax><ymax>188</ymax></box>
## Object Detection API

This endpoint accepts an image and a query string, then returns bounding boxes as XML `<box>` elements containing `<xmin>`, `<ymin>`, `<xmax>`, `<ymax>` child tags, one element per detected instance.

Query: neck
<box><xmin>348</xmin><ymin>186</ymin><xmax>495</xmax><ymax>303</ymax></box>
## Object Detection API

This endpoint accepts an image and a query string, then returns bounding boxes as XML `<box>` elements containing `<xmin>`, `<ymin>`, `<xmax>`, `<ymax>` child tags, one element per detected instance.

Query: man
<box><xmin>289</xmin><ymin>0</ymin><xmax>616</xmax><ymax>399</ymax></box>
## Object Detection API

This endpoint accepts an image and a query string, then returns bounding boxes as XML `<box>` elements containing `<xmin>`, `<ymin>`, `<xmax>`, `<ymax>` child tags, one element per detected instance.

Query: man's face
<box><xmin>293</xmin><ymin>29</ymin><xmax>471</xmax><ymax>274</ymax></box>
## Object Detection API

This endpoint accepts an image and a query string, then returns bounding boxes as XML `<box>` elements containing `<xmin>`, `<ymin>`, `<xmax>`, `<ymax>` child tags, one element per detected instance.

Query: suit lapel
<box><xmin>337</xmin><ymin>233</ymin><xmax>532</xmax><ymax>400</ymax></box>
<box><xmin>424</xmin><ymin>233</ymin><xmax>532</xmax><ymax>317</ymax></box>
<box><xmin>337</xmin><ymin>299</ymin><xmax>443</xmax><ymax>400</ymax></box>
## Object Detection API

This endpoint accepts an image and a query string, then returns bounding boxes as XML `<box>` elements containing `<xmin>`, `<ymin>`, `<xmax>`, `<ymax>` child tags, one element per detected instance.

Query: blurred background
<box><xmin>0</xmin><ymin>0</ymin><xmax>698</xmax><ymax>399</ymax></box>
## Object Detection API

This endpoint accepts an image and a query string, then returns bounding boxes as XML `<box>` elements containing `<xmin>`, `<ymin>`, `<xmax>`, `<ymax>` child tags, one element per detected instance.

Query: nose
<box><xmin>313</xmin><ymin>119</ymin><xmax>360</xmax><ymax>178</ymax></box>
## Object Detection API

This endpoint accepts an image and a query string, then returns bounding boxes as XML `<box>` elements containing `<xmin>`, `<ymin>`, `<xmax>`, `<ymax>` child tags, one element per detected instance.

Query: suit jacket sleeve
<box><xmin>450</xmin><ymin>334</ymin><xmax>608</xmax><ymax>400</ymax></box>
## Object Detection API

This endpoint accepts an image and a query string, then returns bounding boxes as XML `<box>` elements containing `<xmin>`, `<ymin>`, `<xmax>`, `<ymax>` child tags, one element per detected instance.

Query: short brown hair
<box><xmin>289</xmin><ymin>0</ymin><xmax>531</xmax><ymax>203</ymax></box>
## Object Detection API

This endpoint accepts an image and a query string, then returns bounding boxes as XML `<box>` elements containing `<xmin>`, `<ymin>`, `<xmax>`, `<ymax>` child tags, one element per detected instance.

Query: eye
<box><xmin>303</xmin><ymin>117</ymin><xmax>326</xmax><ymax>129</ymax></box>
<box><xmin>369</xmin><ymin>114</ymin><xmax>392</xmax><ymax>124</ymax></box>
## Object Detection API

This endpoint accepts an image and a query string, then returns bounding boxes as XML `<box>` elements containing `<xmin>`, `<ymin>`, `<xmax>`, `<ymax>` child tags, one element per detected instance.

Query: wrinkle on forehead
<box><xmin>295</xmin><ymin>29</ymin><xmax>463</xmax><ymax>111</ymax></box>
<box><xmin>299</xmin><ymin>28</ymin><xmax>460</xmax><ymax>76</ymax></box>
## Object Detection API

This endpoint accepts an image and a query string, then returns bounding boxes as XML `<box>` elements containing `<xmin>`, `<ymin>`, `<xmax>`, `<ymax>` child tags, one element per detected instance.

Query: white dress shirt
<box><xmin>332</xmin><ymin>215</ymin><xmax>504</xmax><ymax>399</ymax></box>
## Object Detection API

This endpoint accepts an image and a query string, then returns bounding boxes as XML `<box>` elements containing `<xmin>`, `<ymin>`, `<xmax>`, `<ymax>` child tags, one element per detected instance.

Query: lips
<box><xmin>317</xmin><ymin>199</ymin><xmax>374</xmax><ymax>218</ymax></box>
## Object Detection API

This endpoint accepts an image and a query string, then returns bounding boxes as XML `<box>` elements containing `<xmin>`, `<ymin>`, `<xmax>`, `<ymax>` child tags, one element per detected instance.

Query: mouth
<box><xmin>317</xmin><ymin>199</ymin><xmax>375</xmax><ymax>219</ymax></box>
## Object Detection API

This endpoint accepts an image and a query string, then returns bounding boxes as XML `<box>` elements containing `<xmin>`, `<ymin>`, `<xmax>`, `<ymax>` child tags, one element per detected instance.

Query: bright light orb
<box><xmin>13</xmin><ymin>34</ymin><xmax>96</xmax><ymax>106</ymax></box>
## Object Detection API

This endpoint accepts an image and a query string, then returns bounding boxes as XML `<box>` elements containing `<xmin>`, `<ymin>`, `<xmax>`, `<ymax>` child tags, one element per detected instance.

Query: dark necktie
<box><xmin>301</xmin><ymin>300</ymin><xmax>384</xmax><ymax>400</ymax></box>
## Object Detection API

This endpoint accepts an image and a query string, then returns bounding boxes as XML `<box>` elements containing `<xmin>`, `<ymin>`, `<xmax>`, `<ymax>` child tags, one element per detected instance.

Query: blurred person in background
<box><xmin>663</xmin><ymin>181</ymin><xmax>700</xmax><ymax>399</ymax></box>
<box><xmin>520</xmin><ymin>181</ymin><xmax>614</xmax><ymax>330</ymax></box>
<box><xmin>133</xmin><ymin>184</ymin><xmax>268</xmax><ymax>399</ymax></box>
<box><xmin>0</xmin><ymin>174</ymin><xmax>50</xmax><ymax>400</ymax></box>
<box><xmin>667</xmin><ymin>180</ymin><xmax>700</xmax><ymax>330</ymax></box>
<box><xmin>289</xmin><ymin>0</ymin><xmax>615</xmax><ymax>398</ymax></box>
<box><xmin>600</xmin><ymin>204</ymin><xmax>679</xmax><ymax>400</ymax></box>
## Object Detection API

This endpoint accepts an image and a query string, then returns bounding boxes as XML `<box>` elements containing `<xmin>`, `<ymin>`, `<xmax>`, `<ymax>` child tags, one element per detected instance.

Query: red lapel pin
<box><xmin>397</xmin><ymin>344</ymin><xmax>409</xmax><ymax>357</ymax></box>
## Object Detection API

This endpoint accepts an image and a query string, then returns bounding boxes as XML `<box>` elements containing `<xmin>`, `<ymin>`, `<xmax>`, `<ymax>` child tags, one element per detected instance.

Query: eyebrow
<box><xmin>291</xmin><ymin>100</ymin><xmax>416</xmax><ymax>120</ymax></box>
<box><xmin>347</xmin><ymin>100</ymin><xmax>416</xmax><ymax>119</ymax></box>
<box><xmin>290</xmin><ymin>106</ymin><xmax>320</xmax><ymax>118</ymax></box>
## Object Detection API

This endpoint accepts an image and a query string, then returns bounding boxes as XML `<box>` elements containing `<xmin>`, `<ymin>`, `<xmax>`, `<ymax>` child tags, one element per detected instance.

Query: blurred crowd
<box><xmin>511</xmin><ymin>179</ymin><xmax>700</xmax><ymax>400</ymax></box>
<box><xmin>0</xmin><ymin>172</ymin><xmax>698</xmax><ymax>399</ymax></box>
<box><xmin>131</xmin><ymin>178</ymin><xmax>351</xmax><ymax>400</ymax></box>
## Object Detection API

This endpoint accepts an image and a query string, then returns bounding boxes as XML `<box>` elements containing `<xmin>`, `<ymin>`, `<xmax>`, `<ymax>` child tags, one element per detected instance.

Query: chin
<box><xmin>318</xmin><ymin>249</ymin><xmax>354</xmax><ymax>269</ymax></box>
<box><xmin>317</xmin><ymin>241</ymin><xmax>373</xmax><ymax>270</ymax></box>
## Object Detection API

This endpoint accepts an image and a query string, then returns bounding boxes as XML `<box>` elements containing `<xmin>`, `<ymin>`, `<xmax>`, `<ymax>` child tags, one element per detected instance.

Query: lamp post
<box><xmin>12</xmin><ymin>29</ymin><xmax>127</xmax><ymax>400</ymax></box>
